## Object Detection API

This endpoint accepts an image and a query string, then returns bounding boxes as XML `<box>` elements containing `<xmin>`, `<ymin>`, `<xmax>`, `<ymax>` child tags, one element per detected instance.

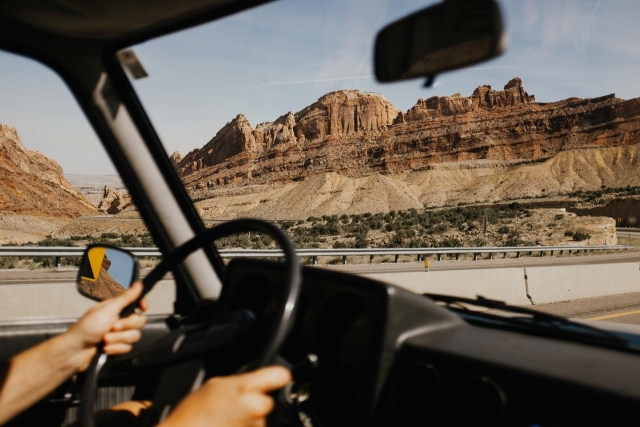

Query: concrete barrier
<box><xmin>525</xmin><ymin>262</ymin><xmax>640</xmax><ymax>305</ymax></box>
<box><xmin>364</xmin><ymin>269</ymin><xmax>532</xmax><ymax>306</ymax></box>
<box><xmin>0</xmin><ymin>280</ymin><xmax>175</xmax><ymax>323</ymax></box>
<box><xmin>365</xmin><ymin>262</ymin><xmax>640</xmax><ymax>306</ymax></box>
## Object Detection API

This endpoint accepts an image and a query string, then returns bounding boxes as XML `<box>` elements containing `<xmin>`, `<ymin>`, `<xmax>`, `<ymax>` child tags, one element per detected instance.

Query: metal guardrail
<box><xmin>0</xmin><ymin>244</ymin><xmax>633</xmax><ymax>267</ymax></box>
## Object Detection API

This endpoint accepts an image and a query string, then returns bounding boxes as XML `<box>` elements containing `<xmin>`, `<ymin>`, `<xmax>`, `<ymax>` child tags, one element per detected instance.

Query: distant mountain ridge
<box><xmin>175</xmin><ymin>78</ymin><xmax>640</xmax><ymax>195</ymax></box>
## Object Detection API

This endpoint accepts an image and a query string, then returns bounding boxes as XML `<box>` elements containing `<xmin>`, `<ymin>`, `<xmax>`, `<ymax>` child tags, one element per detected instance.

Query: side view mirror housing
<box><xmin>374</xmin><ymin>0</ymin><xmax>506</xmax><ymax>85</ymax></box>
<box><xmin>77</xmin><ymin>245</ymin><xmax>139</xmax><ymax>302</ymax></box>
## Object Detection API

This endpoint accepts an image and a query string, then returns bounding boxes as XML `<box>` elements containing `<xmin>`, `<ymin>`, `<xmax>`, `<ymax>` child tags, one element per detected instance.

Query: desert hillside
<box><xmin>0</xmin><ymin>125</ymin><xmax>96</xmax><ymax>217</ymax></box>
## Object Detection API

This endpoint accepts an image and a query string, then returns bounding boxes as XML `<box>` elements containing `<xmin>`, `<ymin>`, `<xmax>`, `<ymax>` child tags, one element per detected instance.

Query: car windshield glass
<box><xmin>122</xmin><ymin>0</ymin><xmax>640</xmax><ymax>327</ymax></box>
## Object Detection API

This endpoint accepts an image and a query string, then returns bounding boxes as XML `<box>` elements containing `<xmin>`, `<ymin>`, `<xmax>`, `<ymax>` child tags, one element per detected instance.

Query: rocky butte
<box><xmin>0</xmin><ymin>124</ymin><xmax>95</xmax><ymax>217</ymax></box>
<box><xmin>176</xmin><ymin>78</ymin><xmax>640</xmax><ymax>205</ymax></box>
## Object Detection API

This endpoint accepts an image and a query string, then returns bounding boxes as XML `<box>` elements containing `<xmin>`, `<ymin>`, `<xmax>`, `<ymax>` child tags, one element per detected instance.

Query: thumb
<box><xmin>108</xmin><ymin>281</ymin><xmax>144</xmax><ymax>312</ymax></box>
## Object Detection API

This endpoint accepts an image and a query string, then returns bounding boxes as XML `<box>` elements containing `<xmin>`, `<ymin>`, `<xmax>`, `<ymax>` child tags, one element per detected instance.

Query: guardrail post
<box><xmin>312</xmin><ymin>256</ymin><xmax>318</xmax><ymax>265</ymax></box>
<box><xmin>342</xmin><ymin>255</ymin><xmax>347</xmax><ymax>265</ymax></box>
<box><xmin>529</xmin><ymin>251</ymin><xmax>533</xmax><ymax>257</ymax></box>
<box><xmin>474</xmin><ymin>253</ymin><xmax>478</xmax><ymax>261</ymax></box>
<box><xmin>541</xmin><ymin>251</ymin><xmax>545</xmax><ymax>257</ymax></box>
<box><xmin>488</xmin><ymin>253</ymin><xmax>493</xmax><ymax>260</ymax></box>
<box><xmin>437</xmin><ymin>254</ymin><xmax>442</xmax><ymax>261</ymax></box>
<box><xmin>550</xmin><ymin>250</ymin><xmax>554</xmax><ymax>257</ymax></box>
<box><xmin>516</xmin><ymin>252</ymin><xmax>520</xmax><ymax>258</ymax></box>
<box><xmin>503</xmin><ymin>252</ymin><xmax>507</xmax><ymax>259</ymax></box>
<box><xmin>568</xmin><ymin>250</ymin><xmax>572</xmax><ymax>255</ymax></box>
<box><xmin>417</xmin><ymin>254</ymin><xmax>422</xmax><ymax>261</ymax></box>
<box><xmin>395</xmin><ymin>254</ymin><xmax>400</xmax><ymax>263</ymax></box>
<box><xmin>455</xmin><ymin>253</ymin><xmax>459</xmax><ymax>260</ymax></box>
<box><xmin>560</xmin><ymin>250</ymin><xmax>563</xmax><ymax>256</ymax></box>
<box><xmin>370</xmin><ymin>255</ymin><xmax>374</xmax><ymax>263</ymax></box>
<box><xmin>55</xmin><ymin>256</ymin><xmax>61</xmax><ymax>269</ymax></box>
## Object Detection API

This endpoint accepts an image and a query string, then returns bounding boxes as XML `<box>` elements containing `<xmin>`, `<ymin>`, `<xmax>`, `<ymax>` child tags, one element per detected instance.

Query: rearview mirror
<box><xmin>77</xmin><ymin>245</ymin><xmax>138</xmax><ymax>301</ymax></box>
<box><xmin>374</xmin><ymin>0</ymin><xmax>505</xmax><ymax>84</ymax></box>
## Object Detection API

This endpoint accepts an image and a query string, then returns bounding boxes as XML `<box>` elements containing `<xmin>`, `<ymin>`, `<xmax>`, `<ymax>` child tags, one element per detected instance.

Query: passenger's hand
<box><xmin>160</xmin><ymin>366</ymin><xmax>292</xmax><ymax>427</ymax></box>
<box><xmin>64</xmin><ymin>281</ymin><xmax>148</xmax><ymax>372</ymax></box>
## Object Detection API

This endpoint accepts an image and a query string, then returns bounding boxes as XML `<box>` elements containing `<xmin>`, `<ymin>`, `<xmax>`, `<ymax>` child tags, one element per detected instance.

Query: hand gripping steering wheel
<box><xmin>79</xmin><ymin>218</ymin><xmax>302</xmax><ymax>427</ymax></box>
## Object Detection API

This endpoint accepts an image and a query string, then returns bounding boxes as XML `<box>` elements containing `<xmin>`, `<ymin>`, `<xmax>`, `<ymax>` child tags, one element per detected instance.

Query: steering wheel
<box><xmin>79</xmin><ymin>218</ymin><xmax>302</xmax><ymax>427</ymax></box>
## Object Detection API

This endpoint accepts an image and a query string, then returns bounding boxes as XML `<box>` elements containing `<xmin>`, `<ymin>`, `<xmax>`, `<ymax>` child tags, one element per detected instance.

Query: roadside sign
<box><xmin>424</xmin><ymin>259</ymin><xmax>429</xmax><ymax>271</ymax></box>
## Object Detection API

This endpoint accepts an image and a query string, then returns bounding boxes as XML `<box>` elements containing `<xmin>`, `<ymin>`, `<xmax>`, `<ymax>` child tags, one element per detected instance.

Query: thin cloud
<box><xmin>234</xmin><ymin>75</ymin><xmax>375</xmax><ymax>90</ymax></box>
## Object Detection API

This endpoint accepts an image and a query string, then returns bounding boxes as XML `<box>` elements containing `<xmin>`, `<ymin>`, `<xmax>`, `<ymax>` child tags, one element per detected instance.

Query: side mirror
<box><xmin>77</xmin><ymin>245</ymin><xmax>138</xmax><ymax>301</ymax></box>
<box><xmin>374</xmin><ymin>0</ymin><xmax>506</xmax><ymax>84</ymax></box>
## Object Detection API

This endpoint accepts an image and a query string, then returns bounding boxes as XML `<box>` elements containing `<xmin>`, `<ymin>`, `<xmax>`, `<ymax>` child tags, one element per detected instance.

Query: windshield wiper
<box><xmin>424</xmin><ymin>293</ymin><xmax>630</xmax><ymax>348</ymax></box>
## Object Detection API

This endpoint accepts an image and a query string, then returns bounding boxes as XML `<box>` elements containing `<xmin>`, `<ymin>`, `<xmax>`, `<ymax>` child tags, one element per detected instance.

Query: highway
<box><xmin>1</xmin><ymin>234</ymin><xmax>640</xmax><ymax>325</ymax></box>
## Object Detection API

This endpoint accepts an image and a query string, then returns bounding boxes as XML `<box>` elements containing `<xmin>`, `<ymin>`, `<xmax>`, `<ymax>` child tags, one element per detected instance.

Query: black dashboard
<box><xmin>224</xmin><ymin>259</ymin><xmax>640</xmax><ymax>427</ymax></box>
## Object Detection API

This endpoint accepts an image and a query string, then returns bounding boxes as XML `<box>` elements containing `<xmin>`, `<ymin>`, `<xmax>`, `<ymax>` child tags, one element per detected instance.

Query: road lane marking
<box><xmin>589</xmin><ymin>309</ymin><xmax>640</xmax><ymax>321</ymax></box>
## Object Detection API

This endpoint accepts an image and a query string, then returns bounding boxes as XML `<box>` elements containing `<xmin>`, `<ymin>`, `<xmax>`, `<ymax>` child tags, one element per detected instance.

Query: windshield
<box><xmin>121</xmin><ymin>0</ymin><xmax>640</xmax><ymax>325</ymax></box>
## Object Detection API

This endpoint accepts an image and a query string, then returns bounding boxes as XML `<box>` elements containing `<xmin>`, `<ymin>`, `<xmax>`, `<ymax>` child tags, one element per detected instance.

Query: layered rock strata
<box><xmin>176</xmin><ymin>78</ymin><xmax>640</xmax><ymax>195</ymax></box>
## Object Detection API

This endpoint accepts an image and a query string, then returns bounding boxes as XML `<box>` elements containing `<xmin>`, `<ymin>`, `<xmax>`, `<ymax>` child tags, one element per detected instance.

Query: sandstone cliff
<box><xmin>177</xmin><ymin>78</ymin><xmax>640</xmax><ymax>195</ymax></box>
<box><xmin>97</xmin><ymin>186</ymin><xmax>132</xmax><ymax>214</ymax></box>
<box><xmin>0</xmin><ymin>124</ymin><xmax>96</xmax><ymax>217</ymax></box>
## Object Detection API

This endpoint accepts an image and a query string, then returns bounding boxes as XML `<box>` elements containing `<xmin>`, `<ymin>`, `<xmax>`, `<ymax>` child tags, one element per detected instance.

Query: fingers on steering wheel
<box><xmin>103</xmin><ymin>329</ymin><xmax>142</xmax><ymax>347</ymax></box>
<box><xmin>113</xmin><ymin>313</ymin><xmax>147</xmax><ymax>332</ymax></box>
<box><xmin>240</xmin><ymin>366</ymin><xmax>292</xmax><ymax>393</ymax></box>
<box><xmin>239</xmin><ymin>393</ymin><xmax>275</xmax><ymax>418</ymax></box>
<box><xmin>103</xmin><ymin>343</ymin><xmax>133</xmax><ymax>355</ymax></box>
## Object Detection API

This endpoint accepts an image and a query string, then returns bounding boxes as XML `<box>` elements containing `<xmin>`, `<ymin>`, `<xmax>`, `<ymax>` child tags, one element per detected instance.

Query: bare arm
<box><xmin>0</xmin><ymin>282</ymin><xmax>147</xmax><ymax>425</ymax></box>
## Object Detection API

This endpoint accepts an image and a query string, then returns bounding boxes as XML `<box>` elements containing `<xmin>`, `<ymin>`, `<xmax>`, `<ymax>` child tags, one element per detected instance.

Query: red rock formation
<box><xmin>0</xmin><ymin>124</ymin><xmax>96</xmax><ymax>217</ymax></box>
<box><xmin>176</xmin><ymin>79</ymin><xmax>640</xmax><ymax>193</ymax></box>
<box><xmin>97</xmin><ymin>186</ymin><xmax>132</xmax><ymax>214</ymax></box>
<box><xmin>395</xmin><ymin>77</ymin><xmax>535</xmax><ymax>123</ymax></box>
<box><xmin>178</xmin><ymin>90</ymin><xmax>400</xmax><ymax>176</ymax></box>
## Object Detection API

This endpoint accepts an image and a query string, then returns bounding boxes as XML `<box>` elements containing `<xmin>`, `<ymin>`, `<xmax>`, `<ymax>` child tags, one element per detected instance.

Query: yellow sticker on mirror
<box><xmin>80</xmin><ymin>247</ymin><xmax>107</xmax><ymax>282</ymax></box>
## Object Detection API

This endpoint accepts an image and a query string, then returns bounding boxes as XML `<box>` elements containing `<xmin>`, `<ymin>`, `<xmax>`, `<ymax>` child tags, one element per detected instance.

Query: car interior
<box><xmin>1</xmin><ymin>1</ymin><xmax>640</xmax><ymax>426</ymax></box>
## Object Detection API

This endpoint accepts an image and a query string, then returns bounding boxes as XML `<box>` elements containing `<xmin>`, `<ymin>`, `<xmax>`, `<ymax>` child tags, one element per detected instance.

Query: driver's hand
<box><xmin>160</xmin><ymin>366</ymin><xmax>292</xmax><ymax>427</ymax></box>
<box><xmin>64</xmin><ymin>281</ymin><xmax>148</xmax><ymax>373</ymax></box>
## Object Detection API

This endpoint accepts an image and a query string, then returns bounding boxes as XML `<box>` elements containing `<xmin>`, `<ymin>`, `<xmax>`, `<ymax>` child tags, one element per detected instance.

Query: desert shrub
<box><xmin>354</xmin><ymin>235</ymin><xmax>369</xmax><ymax>248</ymax></box>
<box><xmin>0</xmin><ymin>257</ymin><xmax>19</xmax><ymax>269</ymax></box>
<box><xmin>554</xmin><ymin>214</ymin><xmax>565</xmax><ymax>220</ymax></box>
<box><xmin>279</xmin><ymin>221</ymin><xmax>295</xmax><ymax>230</ymax></box>
<box><xmin>436</xmin><ymin>237</ymin><xmax>463</xmax><ymax>247</ymax></box>
<box><xmin>434</xmin><ymin>224</ymin><xmax>449</xmax><ymax>233</ymax></box>
<box><xmin>36</xmin><ymin>237</ymin><xmax>76</xmax><ymax>247</ymax></box>
<box><xmin>573</xmin><ymin>231</ymin><xmax>591</xmax><ymax>241</ymax></box>
<box><xmin>564</xmin><ymin>230</ymin><xmax>575</xmax><ymax>237</ymax></box>
<box><xmin>497</xmin><ymin>226</ymin><xmax>510</xmax><ymax>234</ymax></box>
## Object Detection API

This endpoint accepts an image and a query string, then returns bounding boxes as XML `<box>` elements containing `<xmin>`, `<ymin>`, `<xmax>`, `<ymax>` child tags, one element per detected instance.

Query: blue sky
<box><xmin>1</xmin><ymin>0</ymin><xmax>640</xmax><ymax>175</ymax></box>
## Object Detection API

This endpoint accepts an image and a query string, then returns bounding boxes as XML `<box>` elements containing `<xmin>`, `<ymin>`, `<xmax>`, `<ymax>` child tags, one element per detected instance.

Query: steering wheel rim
<box><xmin>79</xmin><ymin>218</ymin><xmax>302</xmax><ymax>427</ymax></box>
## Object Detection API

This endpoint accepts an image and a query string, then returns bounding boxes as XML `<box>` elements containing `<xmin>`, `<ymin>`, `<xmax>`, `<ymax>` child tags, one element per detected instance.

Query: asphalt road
<box><xmin>532</xmin><ymin>292</ymin><xmax>640</xmax><ymax>325</ymax></box>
